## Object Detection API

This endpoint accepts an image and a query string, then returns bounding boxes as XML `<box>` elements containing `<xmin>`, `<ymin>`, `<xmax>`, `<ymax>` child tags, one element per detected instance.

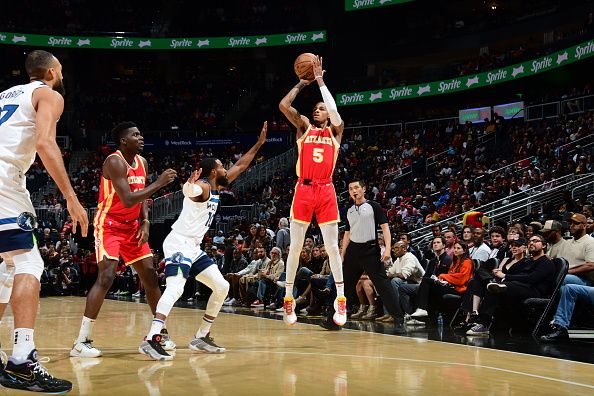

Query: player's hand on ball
<box><xmin>158</xmin><ymin>168</ymin><xmax>177</xmax><ymax>186</ymax></box>
<box><xmin>313</xmin><ymin>56</ymin><xmax>325</xmax><ymax>80</ymax></box>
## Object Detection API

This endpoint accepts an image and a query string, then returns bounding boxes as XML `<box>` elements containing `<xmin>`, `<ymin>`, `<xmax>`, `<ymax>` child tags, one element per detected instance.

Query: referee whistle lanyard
<box><xmin>354</xmin><ymin>199</ymin><xmax>367</xmax><ymax>209</ymax></box>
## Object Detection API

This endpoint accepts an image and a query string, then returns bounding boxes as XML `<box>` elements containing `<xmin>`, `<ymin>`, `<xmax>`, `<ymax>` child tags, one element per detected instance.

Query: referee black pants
<box><xmin>343</xmin><ymin>242</ymin><xmax>404</xmax><ymax>319</ymax></box>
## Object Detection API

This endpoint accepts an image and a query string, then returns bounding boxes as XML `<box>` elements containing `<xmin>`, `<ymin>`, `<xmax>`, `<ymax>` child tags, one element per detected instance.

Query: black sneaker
<box><xmin>539</xmin><ymin>324</ymin><xmax>569</xmax><ymax>343</ymax></box>
<box><xmin>0</xmin><ymin>349</ymin><xmax>72</xmax><ymax>393</ymax></box>
<box><xmin>139</xmin><ymin>334</ymin><xmax>173</xmax><ymax>361</ymax></box>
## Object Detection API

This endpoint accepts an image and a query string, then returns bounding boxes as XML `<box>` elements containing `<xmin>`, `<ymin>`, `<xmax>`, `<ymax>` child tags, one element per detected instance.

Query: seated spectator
<box><xmin>251</xmin><ymin>247</ymin><xmax>284</xmax><ymax>308</ymax></box>
<box><xmin>469</xmin><ymin>227</ymin><xmax>492</xmax><ymax>263</ymax></box>
<box><xmin>238</xmin><ymin>247</ymin><xmax>270</xmax><ymax>305</ymax></box>
<box><xmin>466</xmin><ymin>234</ymin><xmax>555</xmax><ymax>336</ymax></box>
<box><xmin>455</xmin><ymin>237</ymin><xmax>528</xmax><ymax>332</ymax></box>
<box><xmin>410</xmin><ymin>241</ymin><xmax>473</xmax><ymax>322</ymax></box>
<box><xmin>488</xmin><ymin>226</ymin><xmax>507</xmax><ymax>260</ymax></box>
<box><xmin>376</xmin><ymin>241</ymin><xmax>425</xmax><ymax>322</ymax></box>
<box><xmin>541</xmin><ymin>220</ymin><xmax>568</xmax><ymax>259</ymax></box>
<box><xmin>398</xmin><ymin>236</ymin><xmax>453</xmax><ymax>323</ymax></box>
<box><xmin>350</xmin><ymin>273</ymin><xmax>379</xmax><ymax>320</ymax></box>
<box><xmin>563</xmin><ymin>213</ymin><xmax>594</xmax><ymax>286</ymax></box>
<box><xmin>212</xmin><ymin>231</ymin><xmax>226</xmax><ymax>246</ymax></box>
<box><xmin>223</xmin><ymin>248</ymin><xmax>249</xmax><ymax>306</ymax></box>
<box><xmin>539</xmin><ymin>284</ymin><xmax>594</xmax><ymax>342</ymax></box>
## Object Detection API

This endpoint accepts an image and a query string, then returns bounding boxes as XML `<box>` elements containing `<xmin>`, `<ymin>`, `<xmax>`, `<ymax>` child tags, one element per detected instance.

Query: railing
<box><xmin>525</xmin><ymin>94</ymin><xmax>594</xmax><ymax>121</ymax></box>
<box><xmin>404</xmin><ymin>116</ymin><xmax>457</xmax><ymax>133</ymax></box>
<box><xmin>150</xmin><ymin>190</ymin><xmax>184</xmax><ymax>223</ymax></box>
<box><xmin>474</xmin><ymin>156</ymin><xmax>536</xmax><ymax>185</ymax></box>
<box><xmin>344</xmin><ymin>122</ymin><xmax>403</xmax><ymax>138</ymax></box>
<box><xmin>232</xmin><ymin>148</ymin><xmax>297</xmax><ymax>195</ymax></box>
<box><xmin>411</xmin><ymin>173</ymin><xmax>594</xmax><ymax>246</ymax></box>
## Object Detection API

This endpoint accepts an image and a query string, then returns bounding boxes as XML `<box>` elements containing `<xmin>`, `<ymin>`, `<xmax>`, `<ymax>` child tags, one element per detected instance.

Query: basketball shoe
<box><xmin>0</xmin><ymin>349</ymin><xmax>72</xmax><ymax>393</ymax></box>
<box><xmin>139</xmin><ymin>334</ymin><xmax>173</xmax><ymax>361</ymax></box>
<box><xmin>333</xmin><ymin>296</ymin><xmax>347</xmax><ymax>326</ymax></box>
<box><xmin>189</xmin><ymin>333</ymin><xmax>226</xmax><ymax>353</ymax></box>
<box><xmin>159</xmin><ymin>328</ymin><xmax>176</xmax><ymax>351</ymax></box>
<box><xmin>283</xmin><ymin>296</ymin><xmax>297</xmax><ymax>325</ymax></box>
<box><xmin>70</xmin><ymin>339</ymin><xmax>102</xmax><ymax>358</ymax></box>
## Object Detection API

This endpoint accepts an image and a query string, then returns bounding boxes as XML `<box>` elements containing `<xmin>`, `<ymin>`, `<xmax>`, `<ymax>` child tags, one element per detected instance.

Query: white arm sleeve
<box><xmin>182</xmin><ymin>181</ymin><xmax>203</xmax><ymax>198</ymax></box>
<box><xmin>319</xmin><ymin>85</ymin><xmax>343</xmax><ymax>126</ymax></box>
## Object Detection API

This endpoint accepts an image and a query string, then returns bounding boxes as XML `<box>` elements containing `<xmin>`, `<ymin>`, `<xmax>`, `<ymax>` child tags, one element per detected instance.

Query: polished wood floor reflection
<box><xmin>1</xmin><ymin>297</ymin><xmax>592</xmax><ymax>395</ymax></box>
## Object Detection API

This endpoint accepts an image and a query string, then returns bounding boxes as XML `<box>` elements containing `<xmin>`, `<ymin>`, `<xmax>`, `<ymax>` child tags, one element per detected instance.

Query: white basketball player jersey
<box><xmin>0</xmin><ymin>81</ymin><xmax>49</xmax><ymax>186</ymax></box>
<box><xmin>171</xmin><ymin>183</ymin><xmax>220</xmax><ymax>244</ymax></box>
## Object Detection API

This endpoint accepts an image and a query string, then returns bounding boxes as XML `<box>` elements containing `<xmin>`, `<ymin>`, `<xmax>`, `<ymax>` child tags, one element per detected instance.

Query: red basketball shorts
<box><xmin>290</xmin><ymin>181</ymin><xmax>339</xmax><ymax>225</ymax></box>
<box><xmin>94</xmin><ymin>217</ymin><xmax>152</xmax><ymax>265</ymax></box>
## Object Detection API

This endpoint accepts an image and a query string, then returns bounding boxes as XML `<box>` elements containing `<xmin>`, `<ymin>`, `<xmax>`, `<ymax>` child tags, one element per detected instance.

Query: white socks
<box><xmin>13</xmin><ymin>328</ymin><xmax>34</xmax><ymax>362</ymax></box>
<box><xmin>76</xmin><ymin>316</ymin><xmax>96</xmax><ymax>343</ymax></box>
<box><xmin>147</xmin><ymin>319</ymin><xmax>165</xmax><ymax>339</ymax></box>
<box><xmin>196</xmin><ymin>317</ymin><xmax>214</xmax><ymax>339</ymax></box>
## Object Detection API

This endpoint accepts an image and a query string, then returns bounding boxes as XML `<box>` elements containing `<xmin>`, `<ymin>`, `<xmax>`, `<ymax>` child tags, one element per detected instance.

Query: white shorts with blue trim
<box><xmin>162</xmin><ymin>231</ymin><xmax>213</xmax><ymax>279</ymax></box>
<box><xmin>0</xmin><ymin>177</ymin><xmax>37</xmax><ymax>253</ymax></box>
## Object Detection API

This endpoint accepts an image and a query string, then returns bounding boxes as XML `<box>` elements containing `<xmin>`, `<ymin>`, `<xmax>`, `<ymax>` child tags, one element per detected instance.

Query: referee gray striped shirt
<box><xmin>345</xmin><ymin>200</ymin><xmax>388</xmax><ymax>243</ymax></box>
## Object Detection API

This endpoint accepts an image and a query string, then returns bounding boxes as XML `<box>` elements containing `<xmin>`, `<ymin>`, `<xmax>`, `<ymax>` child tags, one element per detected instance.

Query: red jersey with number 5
<box><xmin>296</xmin><ymin>125</ymin><xmax>339</xmax><ymax>180</ymax></box>
<box><xmin>94</xmin><ymin>150</ymin><xmax>147</xmax><ymax>224</ymax></box>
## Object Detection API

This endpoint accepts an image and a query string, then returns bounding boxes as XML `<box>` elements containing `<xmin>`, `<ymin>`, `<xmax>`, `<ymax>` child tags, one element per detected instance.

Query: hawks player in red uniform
<box><xmin>279</xmin><ymin>56</ymin><xmax>346</xmax><ymax>327</ymax></box>
<box><xmin>71</xmin><ymin>122</ymin><xmax>176</xmax><ymax>357</ymax></box>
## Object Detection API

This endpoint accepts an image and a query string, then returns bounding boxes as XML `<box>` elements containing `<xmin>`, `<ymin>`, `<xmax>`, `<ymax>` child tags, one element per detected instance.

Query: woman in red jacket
<box><xmin>410</xmin><ymin>241</ymin><xmax>474</xmax><ymax>323</ymax></box>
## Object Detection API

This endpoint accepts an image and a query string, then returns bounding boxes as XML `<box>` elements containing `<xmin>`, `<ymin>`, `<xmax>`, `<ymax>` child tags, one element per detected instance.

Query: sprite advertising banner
<box><xmin>345</xmin><ymin>0</ymin><xmax>415</xmax><ymax>11</ymax></box>
<box><xmin>0</xmin><ymin>30</ymin><xmax>326</xmax><ymax>50</ymax></box>
<box><xmin>337</xmin><ymin>39</ymin><xmax>594</xmax><ymax>106</ymax></box>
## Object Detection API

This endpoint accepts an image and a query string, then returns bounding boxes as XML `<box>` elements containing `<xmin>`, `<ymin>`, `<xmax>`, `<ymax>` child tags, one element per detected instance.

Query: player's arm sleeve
<box><xmin>319</xmin><ymin>85</ymin><xmax>343</xmax><ymax>126</ymax></box>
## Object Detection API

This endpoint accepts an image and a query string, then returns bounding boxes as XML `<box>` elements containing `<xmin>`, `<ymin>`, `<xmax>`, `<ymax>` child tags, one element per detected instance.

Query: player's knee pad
<box><xmin>156</xmin><ymin>274</ymin><xmax>186</xmax><ymax>316</ymax></box>
<box><xmin>0</xmin><ymin>260</ymin><xmax>15</xmax><ymax>304</ymax></box>
<box><xmin>9</xmin><ymin>249</ymin><xmax>43</xmax><ymax>281</ymax></box>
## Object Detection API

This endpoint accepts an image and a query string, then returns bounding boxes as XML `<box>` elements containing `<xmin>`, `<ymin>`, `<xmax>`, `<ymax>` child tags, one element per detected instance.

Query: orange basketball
<box><xmin>294</xmin><ymin>53</ymin><xmax>316</xmax><ymax>80</ymax></box>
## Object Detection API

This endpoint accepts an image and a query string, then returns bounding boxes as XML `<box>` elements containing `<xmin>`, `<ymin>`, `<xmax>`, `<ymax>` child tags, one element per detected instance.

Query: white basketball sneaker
<box><xmin>283</xmin><ymin>296</ymin><xmax>297</xmax><ymax>326</ymax></box>
<box><xmin>70</xmin><ymin>339</ymin><xmax>102</xmax><ymax>358</ymax></box>
<box><xmin>333</xmin><ymin>296</ymin><xmax>347</xmax><ymax>326</ymax></box>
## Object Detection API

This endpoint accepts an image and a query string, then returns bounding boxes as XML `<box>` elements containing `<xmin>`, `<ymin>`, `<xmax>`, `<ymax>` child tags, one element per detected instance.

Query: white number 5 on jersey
<box><xmin>312</xmin><ymin>148</ymin><xmax>324</xmax><ymax>163</ymax></box>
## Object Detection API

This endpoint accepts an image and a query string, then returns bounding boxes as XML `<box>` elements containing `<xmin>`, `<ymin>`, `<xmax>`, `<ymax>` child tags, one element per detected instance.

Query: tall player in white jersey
<box><xmin>139</xmin><ymin>122</ymin><xmax>267</xmax><ymax>360</ymax></box>
<box><xmin>0</xmin><ymin>50</ymin><xmax>88</xmax><ymax>393</ymax></box>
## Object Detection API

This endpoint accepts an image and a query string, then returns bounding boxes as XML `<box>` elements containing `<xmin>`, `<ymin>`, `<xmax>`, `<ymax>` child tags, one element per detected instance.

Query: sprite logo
<box><xmin>285</xmin><ymin>33</ymin><xmax>306</xmax><ymax>44</ymax></box>
<box><xmin>339</xmin><ymin>93</ymin><xmax>365</xmax><ymax>105</ymax></box>
<box><xmin>110</xmin><ymin>38</ymin><xmax>134</xmax><ymax>48</ymax></box>
<box><xmin>438</xmin><ymin>79</ymin><xmax>461</xmax><ymax>93</ymax></box>
<box><xmin>48</xmin><ymin>37</ymin><xmax>72</xmax><ymax>46</ymax></box>
<box><xmin>228</xmin><ymin>37</ymin><xmax>250</xmax><ymax>47</ymax></box>
<box><xmin>170</xmin><ymin>39</ymin><xmax>193</xmax><ymax>48</ymax></box>
<box><xmin>351</xmin><ymin>0</ymin><xmax>375</xmax><ymax>8</ymax></box>
<box><xmin>575</xmin><ymin>41</ymin><xmax>594</xmax><ymax>60</ymax></box>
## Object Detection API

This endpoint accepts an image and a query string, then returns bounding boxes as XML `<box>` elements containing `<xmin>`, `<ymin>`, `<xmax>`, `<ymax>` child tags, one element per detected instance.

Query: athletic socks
<box><xmin>147</xmin><ymin>318</ymin><xmax>165</xmax><ymax>339</ymax></box>
<box><xmin>196</xmin><ymin>317</ymin><xmax>214</xmax><ymax>339</ymax></box>
<box><xmin>335</xmin><ymin>281</ymin><xmax>345</xmax><ymax>298</ymax></box>
<box><xmin>12</xmin><ymin>328</ymin><xmax>34</xmax><ymax>363</ymax></box>
<box><xmin>76</xmin><ymin>316</ymin><xmax>96</xmax><ymax>343</ymax></box>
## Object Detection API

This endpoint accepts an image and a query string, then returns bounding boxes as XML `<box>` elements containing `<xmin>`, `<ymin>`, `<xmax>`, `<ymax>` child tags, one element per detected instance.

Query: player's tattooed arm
<box><xmin>279</xmin><ymin>80</ymin><xmax>311</xmax><ymax>138</ymax></box>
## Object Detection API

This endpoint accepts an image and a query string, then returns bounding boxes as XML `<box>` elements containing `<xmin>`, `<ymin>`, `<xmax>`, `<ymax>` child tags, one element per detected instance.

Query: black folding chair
<box><xmin>522</xmin><ymin>257</ymin><xmax>568</xmax><ymax>338</ymax></box>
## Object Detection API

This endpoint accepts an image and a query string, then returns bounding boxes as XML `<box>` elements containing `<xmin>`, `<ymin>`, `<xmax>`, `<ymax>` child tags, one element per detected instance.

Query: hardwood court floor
<box><xmin>0</xmin><ymin>297</ymin><xmax>592</xmax><ymax>395</ymax></box>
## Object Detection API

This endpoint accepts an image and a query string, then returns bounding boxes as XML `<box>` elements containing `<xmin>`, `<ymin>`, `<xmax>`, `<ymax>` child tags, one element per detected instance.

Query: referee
<box><xmin>320</xmin><ymin>179</ymin><xmax>406</xmax><ymax>333</ymax></box>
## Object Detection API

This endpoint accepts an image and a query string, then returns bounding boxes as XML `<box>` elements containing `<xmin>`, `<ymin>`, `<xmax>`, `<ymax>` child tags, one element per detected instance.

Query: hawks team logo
<box><xmin>16</xmin><ymin>212</ymin><xmax>36</xmax><ymax>231</ymax></box>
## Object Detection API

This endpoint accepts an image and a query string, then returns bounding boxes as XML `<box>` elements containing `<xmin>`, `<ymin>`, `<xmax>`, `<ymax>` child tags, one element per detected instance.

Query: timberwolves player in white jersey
<box><xmin>139</xmin><ymin>122</ymin><xmax>268</xmax><ymax>360</ymax></box>
<box><xmin>0</xmin><ymin>50</ymin><xmax>87</xmax><ymax>392</ymax></box>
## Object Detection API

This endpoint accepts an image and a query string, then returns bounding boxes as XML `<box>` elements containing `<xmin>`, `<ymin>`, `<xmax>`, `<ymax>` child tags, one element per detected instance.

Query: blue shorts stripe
<box><xmin>0</xmin><ymin>217</ymin><xmax>17</xmax><ymax>225</ymax></box>
<box><xmin>0</xmin><ymin>229</ymin><xmax>34</xmax><ymax>253</ymax></box>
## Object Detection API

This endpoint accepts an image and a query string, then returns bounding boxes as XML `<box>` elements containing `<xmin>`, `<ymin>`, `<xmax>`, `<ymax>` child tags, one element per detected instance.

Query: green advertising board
<box><xmin>345</xmin><ymin>0</ymin><xmax>415</xmax><ymax>11</ymax></box>
<box><xmin>337</xmin><ymin>39</ymin><xmax>594</xmax><ymax>106</ymax></box>
<box><xmin>0</xmin><ymin>30</ymin><xmax>326</xmax><ymax>50</ymax></box>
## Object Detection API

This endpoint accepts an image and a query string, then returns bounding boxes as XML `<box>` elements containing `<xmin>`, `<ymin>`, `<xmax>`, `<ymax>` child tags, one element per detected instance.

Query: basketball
<box><xmin>294</xmin><ymin>53</ymin><xmax>316</xmax><ymax>80</ymax></box>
